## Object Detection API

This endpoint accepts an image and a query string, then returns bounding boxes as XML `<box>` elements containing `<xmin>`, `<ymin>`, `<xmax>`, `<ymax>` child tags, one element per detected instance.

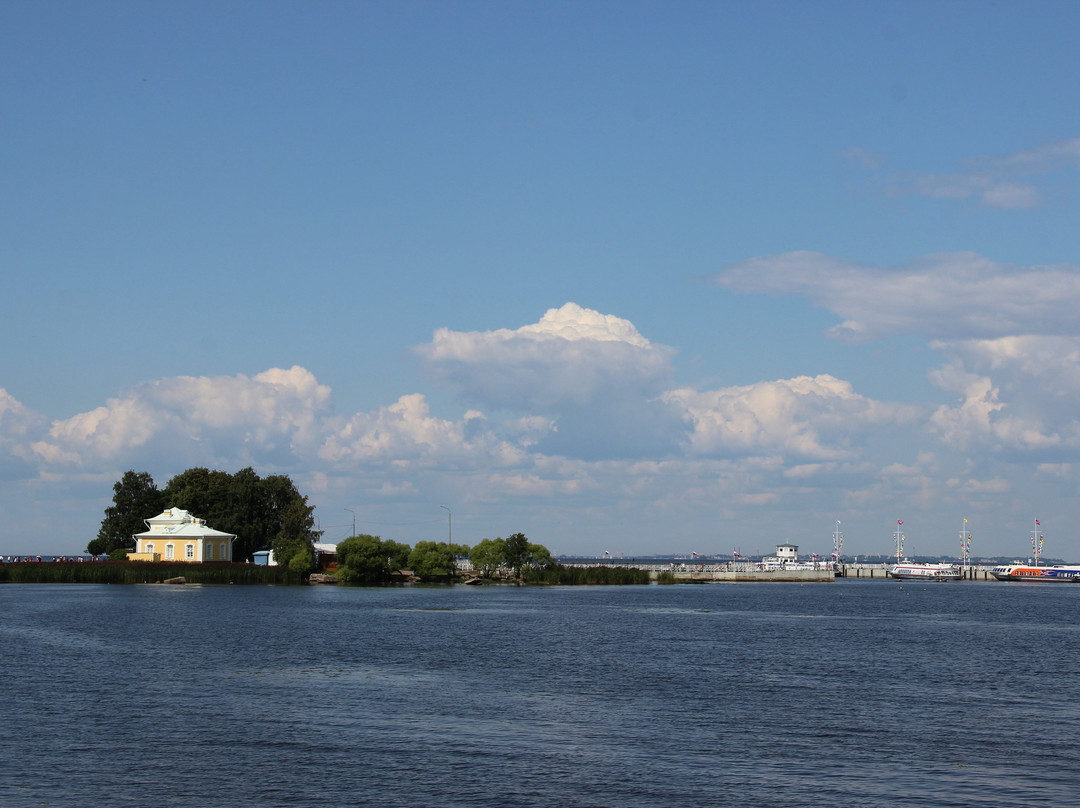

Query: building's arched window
<box><xmin>220</xmin><ymin>542</ymin><xmax>227</xmax><ymax>560</ymax></box>
<box><xmin>206</xmin><ymin>542</ymin><xmax>214</xmax><ymax>561</ymax></box>
<box><xmin>185</xmin><ymin>544</ymin><xmax>194</xmax><ymax>560</ymax></box>
<box><xmin>146</xmin><ymin>543</ymin><xmax>154</xmax><ymax>555</ymax></box>
<box><xmin>165</xmin><ymin>544</ymin><xmax>174</xmax><ymax>560</ymax></box>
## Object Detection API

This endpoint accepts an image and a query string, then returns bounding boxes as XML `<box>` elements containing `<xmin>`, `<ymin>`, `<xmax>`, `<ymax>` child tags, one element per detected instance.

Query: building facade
<box><xmin>128</xmin><ymin>508</ymin><xmax>236</xmax><ymax>563</ymax></box>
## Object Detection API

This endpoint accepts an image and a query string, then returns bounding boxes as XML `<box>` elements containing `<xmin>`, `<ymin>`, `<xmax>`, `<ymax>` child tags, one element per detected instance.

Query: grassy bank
<box><xmin>521</xmin><ymin>565</ymin><xmax>652</xmax><ymax>585</ymax></box>
<box><xmin>0</xmin><ymin>561</ymin><xmax>303</xmax><ymax>585</ymax></box>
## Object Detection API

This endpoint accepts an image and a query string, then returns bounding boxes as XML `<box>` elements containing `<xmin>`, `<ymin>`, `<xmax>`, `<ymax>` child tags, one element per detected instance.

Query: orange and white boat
<box><xmin>990</xmin><ymin>520</ymin><xmax>1080</xmax><ymax>581</ymax></box>
<box><xmin>989</xmin><ymin>564</ymin><xmax>1080</xmax><ymax>582</ymax></box>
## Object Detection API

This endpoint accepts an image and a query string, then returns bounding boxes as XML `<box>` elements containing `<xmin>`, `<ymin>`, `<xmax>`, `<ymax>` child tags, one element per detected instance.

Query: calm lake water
<box><xmin>2</xmin><ymin>580</ymin><xmax>1078</xmax><ymax>807</ymax></box>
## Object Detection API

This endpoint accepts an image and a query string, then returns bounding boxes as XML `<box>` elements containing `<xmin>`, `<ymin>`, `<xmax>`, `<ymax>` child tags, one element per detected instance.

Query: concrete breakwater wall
<box><xmin>649</xmin><ymin>564</ymin><xmax>998</xmax><ymax>582</ymax></box>
<box><xmin>659</xmin><ymin>568</ymin><xmax>835</xmax><ymax>583</ymax></box>
<box><xmin>836</xmin><ymin>564</ymin><xmax>996</xmax><ymax>581</ymax></box>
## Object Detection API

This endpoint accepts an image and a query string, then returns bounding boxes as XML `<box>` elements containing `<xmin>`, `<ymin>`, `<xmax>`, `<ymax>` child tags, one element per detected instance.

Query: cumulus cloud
<box><xmin>929</xmin><ymin>338</ymin><xmax>1080</xmax><ymax>453</ymax></box>
<box><xmin>317</xmin><ymin>393</ymin><xmax>527</xmax><ymax>468</ymax></box>
<box><xmin>711</xmin><ymin>251</ymin><xmax>1080</xmax><ymax>343</ymax></box>
<box><xmin>414</xmin><ymin>302</ymin><xmax>684</xmax><ymax>458</ymax></box>
<box><xmin>415</xmin><ymin>302</ymin><xmax>668</xmax><ymax>407</ymax></box>
<box><xmin>711</xmin><ymin>249</ymin><xmax>1080</xmax><ymax>462</ymax></box>
<box><xmin>665</xmin><ymin>374</ymin><xmax>916</xmax><ymax>461</ymax></box>
<box><xmin>9</xmin><ymin>301</ymin><xmax>1071</xmax><ymax>557</ymax></box>
<box><xmin>30</xmin><ymin>366</ymin><xmax>334</xmax><ymax>469</ymax></box>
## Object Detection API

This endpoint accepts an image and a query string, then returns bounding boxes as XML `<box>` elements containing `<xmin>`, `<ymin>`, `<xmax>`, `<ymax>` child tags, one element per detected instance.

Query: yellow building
<box><xmin>128</xmin><ymin>507</ymin><xmax>236</xmax><ymax>562</ymax></box>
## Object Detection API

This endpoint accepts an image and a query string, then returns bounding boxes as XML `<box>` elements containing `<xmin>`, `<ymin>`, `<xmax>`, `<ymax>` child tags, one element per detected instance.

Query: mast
<box><xmin>832</xmin><ymin>520</ymin><xmax>843</xmax><ymax>565</ymax></box>
<box><xmin>895</xmin><ymin>520</ymin><xmax>904</xmax><ymax>563</ymax></box>
<box><xmin>960</xmin><ymin>518</ymin><xmax>971</xmax><ymax>570</ymax></box>
<box><xmin>1032</xmin><ymin>518</ymin><xmax>1043</xmax><ymax>567</ymax></box>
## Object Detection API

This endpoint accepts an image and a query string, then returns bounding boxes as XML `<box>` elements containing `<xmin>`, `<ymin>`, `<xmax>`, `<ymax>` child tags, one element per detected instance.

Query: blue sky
<box><xmin>3</xmin><ymin>1</ymin><xmax>1080</xmax><ymax>560</ymax></box>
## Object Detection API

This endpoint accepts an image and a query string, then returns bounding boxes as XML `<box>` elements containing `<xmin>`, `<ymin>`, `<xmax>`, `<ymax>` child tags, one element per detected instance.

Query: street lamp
<box><xmin>344</xmin><ymin>508</ymin><xmax>356</xmax><ymax>538</ymax></box>
<box><xmin>440</xmin><ymin>505</ymin><xmax>451</xmax><ymax>544</ymax></box>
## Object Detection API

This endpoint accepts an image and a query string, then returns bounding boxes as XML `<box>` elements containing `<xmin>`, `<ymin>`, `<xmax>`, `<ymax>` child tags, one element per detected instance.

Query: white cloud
<box><xmin>712</xmin><ymin>250</ymin><xmax>1080</xmax><ymax>463</ymax></box>
<box><xmin>711</xmin><ymin>251</ymin><xmax>1080</xmax><ymax>343</ymax></box>
<box><xmin>30</xmin><ymin>366</ymin><xmax>334</xmax><ymax>470</ymax></box>
<box><xmin>0</xmin><ymin>388</ymin><xmax>48</xmax><ymax>477</ymax></box>
<box><xmin>867</xmin><ymin>137</ymin><xmax>1080</xmax><ymax>209</ymax></box>
<box><xmin>415</xmin><ymin>302</ymin><xmax>669</xmax><ymax>407</ymax></box>
<box><xmin>414</xmin><ymin>302</ymin><xmax>683</xmax><ymax>458</ymax></box>
<box><xmin>946</xmin><ymin>476</ymin><xmax>1011</xmax><ymax>494</ymax></box>
<box><xmin>929</xmin><ymin>339</ymin><xmax>1080</xmax><ymax>453</ymax></box>
<box><xmin>665</xmin><ymin>374</ymin><xmax>915</xmax><ymax>461</ymax></box>
<box><xmin>8</xmin><ymin>301</ymin><xmax>1079</xmax><ymax>558</ymax></box>
<box><xmin>317</xmin><ymin>392</ymin><xmax>527</xmax><ymax>468</ymax></box>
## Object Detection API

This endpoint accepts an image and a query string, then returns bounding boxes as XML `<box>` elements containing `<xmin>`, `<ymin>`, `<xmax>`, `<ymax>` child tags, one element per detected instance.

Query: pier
<box><xmin>663</xmin><ymin>566</ymin><xmax>834</xmax><ymax>582</ymax></box>
<box><xmin>564</xmin><ymin>560</ymin><xmax>1000</xmax><ymax>583</ymax></box>
<box><xmin>834</xmin><ymin>563</ymin><xmax>996</xmax><ymax>581</ymax></box>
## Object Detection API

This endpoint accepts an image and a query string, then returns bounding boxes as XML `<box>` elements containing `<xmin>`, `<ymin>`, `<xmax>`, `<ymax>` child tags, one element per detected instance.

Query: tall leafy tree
<box><xmin>159</xmin><ymin>467</ymin><xmax>316</xmax><ymax>562</ymax></box>
<box><xmin>260</xmin><ymin>473</ymin><xmax>317</xmax><ymax>565</ymax></box>
<box><xmin>336</xmin><ymin>534</ymin><xmax>411</xmax><ymax>583</ymax></box>
<box><xmin>469</xmin><ymin>538</ymin><xmax>506</xmax><ymax>578</ymax></box>
<box><xmin>270</xmin><ymin>496</ymin><xmax>318</xmax><ymax>572</ymax></box>
<box><xmin>89</xmin><ymin>470</ymin><xmax>164</xmax><ymax>555</ymax></box>
<box><xmin>503</xmin><ymin>532</ymin><xmax>532</xmax><ymax>577</ymax></box>
<box><xmin>408</xmin><ymin>541</ymin><xmax>470</xmax><ymax>578</ymax></box>
<box><xmin>162</xmin><ymin>468</ymin><xmax>233</xmax><ymax>528</ymax></box>
<box><xmin>527</xmin><ymin>542</ymin><xmax>552</xmax><ymax>569</ymax></box>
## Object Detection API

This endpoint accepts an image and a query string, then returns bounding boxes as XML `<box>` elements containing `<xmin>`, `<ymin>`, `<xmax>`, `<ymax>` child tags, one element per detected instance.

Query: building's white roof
<box><xmin>135</xmin><ymin>523</ymin><xmax>235</xmax><ymax>539</ymax></box>
<box><xmin>135</xmin><ymin>507</ymin><xmax>236</xmax><ymax>540</ymax></box>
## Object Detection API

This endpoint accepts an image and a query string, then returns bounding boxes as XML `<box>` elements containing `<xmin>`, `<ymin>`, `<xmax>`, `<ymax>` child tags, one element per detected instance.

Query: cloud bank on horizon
<box><xmin>6</xmin><ymin>251</ymin><xmax>1080</xmax><ymax>557</ymax></box>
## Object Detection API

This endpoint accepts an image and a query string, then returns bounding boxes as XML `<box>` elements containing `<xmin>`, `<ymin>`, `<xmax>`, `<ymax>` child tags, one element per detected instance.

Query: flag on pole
<box><xmin>1036</xmin><ymin>519</ymin><xmax>1041</xmax><ymax>525</ymax></box>
<box><xmin>898</xmin><ymin>520</ymin><xmax>903</xmax><ymax>525</ymax></box>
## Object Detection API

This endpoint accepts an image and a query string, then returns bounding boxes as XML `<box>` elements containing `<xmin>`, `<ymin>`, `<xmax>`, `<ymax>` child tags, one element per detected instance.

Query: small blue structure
<box><xmin>252</xmin><ymin>550</ymin><xmax>271</xmax><ymax>566</ymax></box>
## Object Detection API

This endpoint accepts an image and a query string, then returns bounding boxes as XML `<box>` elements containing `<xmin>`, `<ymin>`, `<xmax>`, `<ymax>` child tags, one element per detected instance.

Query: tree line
<box><xmin>93</xmin><ymin>469</ymin><xmax>554</xmax><ymax>582</ymax></box>
<box><xmin>91</xmin><ymin>468</ymin><xmax>318</xmax><ymax>569</ymax></box>
<box><xmin>335</xmin><ymin>531</ymin><xmax>552</xmax><ymax>583</ymax></box>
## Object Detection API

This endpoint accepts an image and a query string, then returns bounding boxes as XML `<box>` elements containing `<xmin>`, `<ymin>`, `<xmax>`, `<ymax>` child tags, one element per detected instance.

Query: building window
<box><xmin>185</xmin><ymin>544</ymin><xmax>194</xmax><ymax>560</ymax></box>
<box><xmin>220</xmin><ymin>542</ymin><xmax>227</xmax><ymax>560</ymax></box>
<box><xmin>165</xmin><ymin>544</ymin><xmax>174</xmax><ymax>560</ymax></box>
<box><xmin>146</xmin><ymin>543</ymin><xmax>154</xmax><ymax>555</ymax></box>
<box><xmin>206</xmin><ymin>543</ymin><xmax>214</xmax><ymax>560</ymax></box>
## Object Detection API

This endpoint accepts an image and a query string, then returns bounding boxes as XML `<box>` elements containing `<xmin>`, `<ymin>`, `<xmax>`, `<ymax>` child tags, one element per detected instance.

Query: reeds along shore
<box><xmin>0</xmin><ymin>561</ymin><xmax>303</xmax><ymax>585</ymax></box>
<box><xmin>521</xmin><ymin>565</ymin><xmax>652</xmax><ymax>585</ymax></box>
<box><xmin>0</xmin><ymin>561</ymin><xmax>654</xmax><ymax>586</ymax></box>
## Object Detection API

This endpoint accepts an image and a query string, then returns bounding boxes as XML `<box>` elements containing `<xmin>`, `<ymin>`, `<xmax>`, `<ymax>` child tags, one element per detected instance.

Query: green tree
<box><xmin>160</xmin><ymin>467</ymin><xmax>316</xmax><ymax>562</ymax></box>
<box><xmin>503</xmin><ymin>532</ymin><xmax>532</xmax><ymax>577</ymax></box>
<box><xmin>286</xmin><ymin>545</ymin><xmax>314</xmax><ymax>574</ymax></box>
<box><xmin>527</xmin><ymin>542</ymin><xmax>553</xmax><ymax>569</ymax></box>
<box><xmin>336</xmin><ymin>534</ymin><xmax>412</xmax><ymax>583</ymax></box>
<box><xmin>89</xmin><ymin>470</ymin><xmax>164</xmax><ymax>555</ymax></box>
<box><xmin>469</xmin><ymin>537</ymin><xmax>506</xmax><ymax>578</ymax></box>
<box><xmin>270</xmin><ymin>496</ymin><xmax>318</xmax><ymax>573</ymax></box>
<box><xmin>407</xmin><ymin>541</ymin><xmax>469</xmax><ymax>579</ymax></box>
